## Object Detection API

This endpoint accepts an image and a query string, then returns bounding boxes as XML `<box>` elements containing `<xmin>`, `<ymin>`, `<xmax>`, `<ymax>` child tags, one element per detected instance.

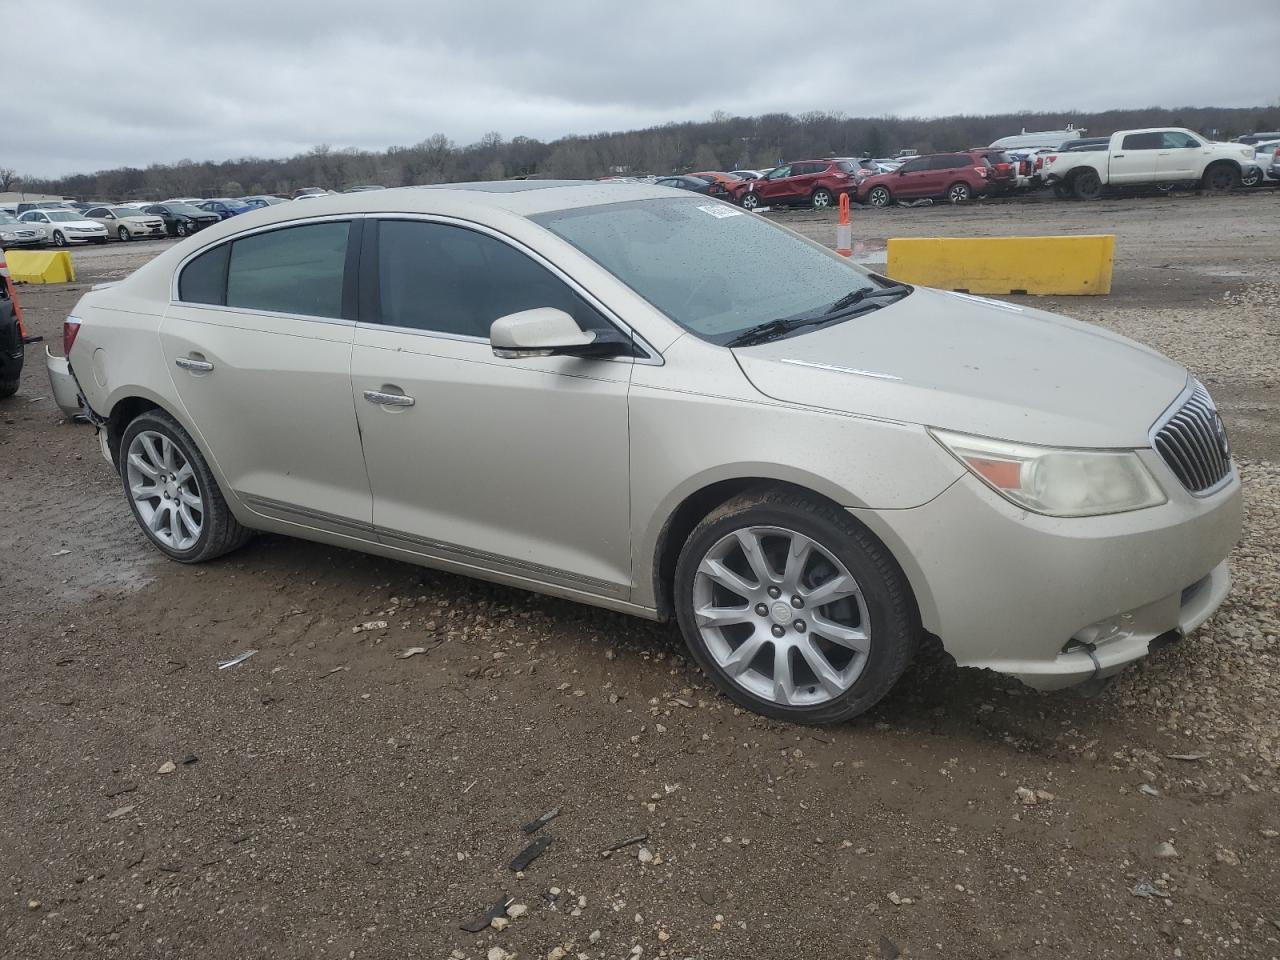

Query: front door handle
<box><xmin>175</xmin><ymin>356</ymin><xmax>214</xmax><ymax>372</ymax></box>
<box><xmin>363</xmin><ymin>389</ymin><xmax>415</xmax><ymax>408</ymax></box>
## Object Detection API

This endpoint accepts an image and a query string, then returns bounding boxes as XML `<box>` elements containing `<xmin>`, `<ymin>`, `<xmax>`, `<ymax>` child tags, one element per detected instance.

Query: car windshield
<box><xmin>168</xmin><ymin>203</ymin><xmax>205</xmax><ymax>216</ymax></box>
<box><xmin>46</xmin><ymin>211</ymin><xmax>81</xmax><ymax>222</ymax></box>
<box><xmin>532</xmin><ymin>196</ymin><xmax>883</xmax><ymax>343</ymax></box>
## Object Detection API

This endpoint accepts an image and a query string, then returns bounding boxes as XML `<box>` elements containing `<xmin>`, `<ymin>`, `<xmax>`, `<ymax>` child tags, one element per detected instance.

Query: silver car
<box><xmin>47</xmin><ymin>183</ymin><xmax>1241</xmax><ymax>723</ymax></box>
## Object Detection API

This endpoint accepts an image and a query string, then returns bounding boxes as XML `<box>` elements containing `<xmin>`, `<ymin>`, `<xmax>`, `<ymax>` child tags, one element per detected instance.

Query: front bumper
<box><xmin>45</xmin><ymin>346</ymin><xmax>85</xmax><ymax>419</ymax></box>
<box><xmin>1</xmin><ymin>235</ymin><xmax>44</xmax><ymax>247</ymax></box>
<box><xmin>851</xmin><ymin>460</ymin><xmax>1242</xmax><ymax>690</ymax></box>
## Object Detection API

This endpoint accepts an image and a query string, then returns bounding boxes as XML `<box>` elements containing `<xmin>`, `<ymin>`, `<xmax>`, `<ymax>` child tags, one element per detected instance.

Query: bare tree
<box><xmin>0</xmin><ymin>167</ymin><xmax>17</xmax><ymax>192</ymax></box>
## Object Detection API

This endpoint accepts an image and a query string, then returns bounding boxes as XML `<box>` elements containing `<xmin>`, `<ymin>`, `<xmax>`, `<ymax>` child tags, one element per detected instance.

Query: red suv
<box><xmin>732</xmin><ymin>159</ymin><xmax>860</xmax><ymax>210</ymax></box>
<box><xmin>855</xmin><ymin>151</ymin><xmax>998</xmax><ymax>207</ymax></box>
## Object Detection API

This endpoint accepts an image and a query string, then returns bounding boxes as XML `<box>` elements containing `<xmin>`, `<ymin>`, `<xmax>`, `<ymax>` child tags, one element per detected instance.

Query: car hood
<box><xmin>731</xmin><ymin>287</ymin><xmax>1188</xmax><ymax>448</ymax></box>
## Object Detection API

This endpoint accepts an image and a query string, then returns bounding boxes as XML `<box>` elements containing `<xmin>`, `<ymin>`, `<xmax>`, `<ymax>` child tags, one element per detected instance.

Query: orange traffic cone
<box><xmin>836</xmin><ymin>193</ymin><xmax>852</xmax><ymax>257</ymax></box>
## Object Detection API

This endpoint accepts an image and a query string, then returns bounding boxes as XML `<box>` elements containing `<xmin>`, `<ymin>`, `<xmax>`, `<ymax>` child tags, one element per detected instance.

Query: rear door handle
<box><xmin>175</xmin><ymin>356</ymin><xmax>214</xmax><ymax>372</ymax></box>
<box><xmin>363</xmin><ymin>389</ymin><xmax>415</xmax><ymax>407</ymax></box>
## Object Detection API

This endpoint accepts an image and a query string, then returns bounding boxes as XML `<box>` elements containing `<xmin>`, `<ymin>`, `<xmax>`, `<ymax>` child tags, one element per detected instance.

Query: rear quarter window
<box><xmin>178</xmin><ymin>244</ymin><xmax>230</xmax><ymax>305</ymax></box>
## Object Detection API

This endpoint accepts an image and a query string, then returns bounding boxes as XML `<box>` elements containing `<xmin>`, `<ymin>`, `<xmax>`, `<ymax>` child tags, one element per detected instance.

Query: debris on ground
<box><xmin>1132</xmin><ymin>882</ymin><xmax>1172</xmax><ymax>899</ymax></box>
<box><xmin>459</xmin><ymin>895</ymin><xmax>514</xmax><ymax>933</ymax></box>
<box><xmin>352</xmin><ymin>620</ymin><xmax>388</xmax><ymax>634</ymax></box>
<box><xmin>104</xmin><ymin>804</ymin><xmax>136</xmax><ymax>820</ymax></box>
<box><xmin>600</xmin><ymin>833</ymin><xmax>648</xmax><ymax>857</ymax></box>
<box><xmin>216</xmin><ymin>649</ymin><xmax>258</xmax><ymax>670</ymax></box>
<box><xmin>1155</xmin><ymin>841</ymin><xmax>1179</xmax><ymax>859</ymax></box>
<box><xmin>157</xmin><ymin>761</ymin><xmax>176</xmax><ymax>775</ymax></box>
<box><xmin>521</xmin><ymin>805</ymin><xmax>561</xmax><ymax>834</ymax></box>
<box><xmin>1014</xmin><ymin>786</ymin><xmax>1055</xmax><ymax>805</ymax></box>
<box><xmin>396</xmin><ymin>646</ymin><xmax>428</xmax><ymax>659</ymax></box>
<box><xmin>509</xmin><ymin>834</ymin><xmax>553</xmax><ymax>871</ymax></box>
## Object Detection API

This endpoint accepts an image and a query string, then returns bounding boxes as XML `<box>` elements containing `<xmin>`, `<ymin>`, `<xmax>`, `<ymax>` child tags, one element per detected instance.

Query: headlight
<box><xmin>0</xmin><ymin>231</ymin><xmax>14</xmax><ymax>241</ymax></box>
<box><xmin>931</xmin><ymin>429</ymin><xmax>1167</xmax><ymax>517</ymax></box>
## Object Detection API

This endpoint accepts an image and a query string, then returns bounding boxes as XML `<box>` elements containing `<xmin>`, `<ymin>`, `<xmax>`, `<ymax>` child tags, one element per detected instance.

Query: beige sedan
<box><xmin>83</xmin><ymin>205</ymin><xmax>168</xmax><ymax>242</ymax></box>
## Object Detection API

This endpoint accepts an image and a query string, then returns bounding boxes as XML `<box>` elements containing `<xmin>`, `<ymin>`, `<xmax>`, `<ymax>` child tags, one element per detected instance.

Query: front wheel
<box><xmin>740</xmin><ymin>192</ymin><xmax>760</xmax><ymax>211</ymax></box>
<box><xmin>120</xmin><ymin>409</ymin><xmax>253</xmax><ymax>563</ymax></box>
<box><xmin>866</xmin><ymin>185</ymin><xmax>892</xmax><ymax>208</ymax></box>
<box><xmin>811</xmin><ymin>188</ymin><xmax>834</xmax><ymax>209</ymax></box>
<box><xmin>674</xmin><ymin>488</ymin><xmax>919</xmax><ymax>724</ymax></box>
<box><xmin>1201</xmin><ymin>164</ymin><xmax>1238</xmax><ymax>193</ymax></box>
<box><xmin>1240</xmin><ymin>167</ymin><xmax>1261</xmax><ymax>188</ymax></box>
<box><xmin>52</xmin><ymin>231</ymin><xmax>67</xmax><ymax>247</ymax></box>
<box><xmin>174</xmin><ymin>221</ymin><xmax>188</xmax><ymax>237</ymax></box>
<box><xmin>118</xmin><ymin>227</ymin><xmax>130</xmax><ymax>242</ymax></box>
<box><xmin>947</xmin><ymin>181</ymin><xmax>971</xmax><ymax>203</ymax></box>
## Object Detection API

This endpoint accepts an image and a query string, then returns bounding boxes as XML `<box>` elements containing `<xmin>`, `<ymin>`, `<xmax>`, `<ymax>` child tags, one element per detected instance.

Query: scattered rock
<box><xmin>1155</xmin><ymin>841</ymin><xmax>1179</xmax><ymax>859</ymax></box>
<box><xmin>352</xmin><ymin>620</ymin><xmax>388</xmax><ymax>634</ymax></box>
<box><xmin>589</xmin><ymin>930</ymin><xmax>602</xmax><ymax>944</ymax></box>
<box><xmin>157</xmin><ymin>760</ymin><xmax>176</xmax><ymax>775</ymax></box>
<box><xmin>396</xmin><ymin>646</ymin><xmax>428</xmax><ymax>659</ymax></box>
<box><xmin>1139</xmin><ymin>783</ymin><xmax>1162</xmax><ymax>798</ymax></box>
<box><xmin>1015</xmin><ymin>786</ymin><xmax>1054</xmax><ymax>805</ymax></box>
<box><xmin>637</xmin><ymin>846</ymin><xmax>654</xmax><ymax>864</ymax></box>
<box><xmin>1260</xmin><ymin>829</ymin><xmax>1278</xmax><ymax>839</ymax></box>
<box><xmin>1132</xmin><ymin>882</ymin><xmax>1171</xmax><ymax>899</ymax></box>
<box><xmin>887</xmin><ymin>891</ymin><xmax>913</xmax><ymax>905</ymax></box>
<box><xmin>1215</xmin><ymin>848</ymin><xmax>1240</xmax><ymax>866</ymax></box>
<box><xmin>27</xmin><ymin>900</ymin><xmax>41</xmax><ymax>911</ymax></box>
<box><xmin>506</xmin><ymin>903</ymin><xmax>527</xmax><ymax>919</ymax></box>
<box><xmin>487</xmin><ymin>948</ymin><xmax>514</xmax><ymax>960</ymax></box>
<box><xmin>104</xmin><ymin>804</ymin><xmax>136</xmax><ymax>820</ymax></box>
<box><xmin>490</xmin><ymin>916</ymin><xmax>510</xmax><ymax>931</ymax></box>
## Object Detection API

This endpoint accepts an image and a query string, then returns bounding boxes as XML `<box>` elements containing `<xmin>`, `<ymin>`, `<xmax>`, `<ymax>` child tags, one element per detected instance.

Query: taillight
<box><xmin>974</xmin><ymin>167</ymin><xmax>988</xmax><ymax>177</ymax></box>
<box><xmin>1035</xmin><ymin>157</ymin><xmax>1043</xmax><ymax>170</ymax></box>
<box><xmin>995</xmin><ymin>162</ymin><xmax>1011</xmax><ymax>174</ymax></box>
<box><xmin>63</xmin><ymin>318</ymin><xmax>81</xmax><ymax>357</ymax></box>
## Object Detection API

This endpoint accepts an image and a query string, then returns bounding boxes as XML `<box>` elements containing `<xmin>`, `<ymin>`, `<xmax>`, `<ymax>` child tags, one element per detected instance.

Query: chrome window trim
<box><xmin>168</xmin><ymin>210</ymin><xmax>663</xmax><ymax>365</ymax></box>
<box><xmin>364</xmin><ymin>213</ymin><xmax>662</xmax><ymax>365</ymax></box>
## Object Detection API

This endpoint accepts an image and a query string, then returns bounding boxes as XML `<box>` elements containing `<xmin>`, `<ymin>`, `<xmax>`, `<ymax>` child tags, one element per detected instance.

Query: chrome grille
<box><xmin>1153</xmin><ymin>383</ymin><xmax>1231</xmax><ymax>494</ymax></box>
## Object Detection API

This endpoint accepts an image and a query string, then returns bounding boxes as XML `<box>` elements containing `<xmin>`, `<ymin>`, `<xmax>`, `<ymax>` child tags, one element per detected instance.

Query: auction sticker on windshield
<box><xmin>696</xmin><ymin>204</ymin><xmax>743</xmax><ymax>218</ymax></box>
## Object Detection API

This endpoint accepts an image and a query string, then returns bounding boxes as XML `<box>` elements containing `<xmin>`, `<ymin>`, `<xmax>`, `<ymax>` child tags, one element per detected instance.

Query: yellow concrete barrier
<box><xmin>886</xmin><ymin>235</ymin><xmax>1114</xmax><ymax>295</ymax></box>
<box><xmin>3</xmin><ymin>249</ymin><xmax>76</xmax><ymax>284</ymax></box>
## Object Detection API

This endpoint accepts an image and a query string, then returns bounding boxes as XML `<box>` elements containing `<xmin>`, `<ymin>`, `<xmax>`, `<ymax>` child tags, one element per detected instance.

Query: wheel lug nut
<box><xmin>771</xmin><ymin>625</ymin><xmax>785</xmax><ymax>638</ymax></box>
<box><xmin>791</xmin><ymin>596</ymin><xmax>804</xmax><ymax>609</ymax></box>
<box><xmin>755</xmin><ymin>603</ymin><xmax>768</xmax><ymax>617</ymax></box>
<box><xmin>794</xmin><ymin>620</ymin><xmax>806</xmax><ymax>633</ymax></box>
<box><xmin>767</xmin><ymin>586</ymin><xmax>781</xmax><ymax>599</ymax></box>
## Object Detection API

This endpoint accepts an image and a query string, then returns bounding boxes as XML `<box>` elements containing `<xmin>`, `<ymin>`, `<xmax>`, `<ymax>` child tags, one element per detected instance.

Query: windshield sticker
<box><xmin>696</xmin><ymin>204</ymin><xmax>743</xmax><ymax>219</ymax></box>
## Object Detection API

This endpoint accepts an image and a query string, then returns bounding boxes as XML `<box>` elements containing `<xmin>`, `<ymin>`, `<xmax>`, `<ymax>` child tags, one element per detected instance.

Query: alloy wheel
<box><xmin>741</xmin><ymin>192</ymin><xmax>759</xmax><ymax>210</ymax></box>
<box><xmin>949</xmin><ymin>183</ymin><xmax>970</xmax><ymax>202</ymax></box>
<box><xmin>812</xmin><ymin>189</ymin><xmax>833</xmax><ymax>208</ymax></box>
<box><xmin>125</xmin><ymin>430</ymin><xmax>204</xmax><ymax>551</ymax></box>
<box><xmin>52</xmin><ymin>231</ymin><xmax>66</xmax><ymax>247</ymax></box>
<box><xmin>691</xmin><ymin>525</ymin><xmax>871</xmax><ymax>707</ymax></box>
<box><xmin>175</xmin><ymin>222</ymin><xmax>188</xmax><ymax>236</ymax></box>
<box><xmin>118</xmin><ymin>227</ymin><xmax>130</xmax><ymax>242</ymax></box>
<box><xmin>869</xmin><ymin>187</ymin><xmax>889</xmax><ymax>207</ymax></box>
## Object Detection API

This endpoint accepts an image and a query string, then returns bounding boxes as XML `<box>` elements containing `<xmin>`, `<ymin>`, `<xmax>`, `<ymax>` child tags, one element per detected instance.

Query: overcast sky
<box><xmin>10</xmin><ymin>0</ymin><xmax>1278</xmax><ymax>178</ymax></box>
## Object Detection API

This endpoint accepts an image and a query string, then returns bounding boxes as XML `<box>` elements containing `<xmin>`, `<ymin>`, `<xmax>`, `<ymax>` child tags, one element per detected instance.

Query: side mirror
<box><xmin>491</xmin><ymin>308</ymin><xmax>629</xmax><ymax>360</ymax></box>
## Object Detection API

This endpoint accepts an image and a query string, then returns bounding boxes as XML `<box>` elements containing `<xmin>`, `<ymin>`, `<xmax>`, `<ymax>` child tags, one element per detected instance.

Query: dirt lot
<box><xmin>2</xmin><ymin>193</ymin><xmax>1278</xmax><ymax>959</ymax></box>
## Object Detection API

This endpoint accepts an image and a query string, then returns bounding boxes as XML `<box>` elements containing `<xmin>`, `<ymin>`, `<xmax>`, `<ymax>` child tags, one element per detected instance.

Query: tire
<box><xmin>118</xmin><ymin>227</ymin><xmax>130</xmax><ymax>242</ymax></box>
<box><xmin>1071</xmin><ymin>170</ymin><xmax>1102</xmax><ymax>200</ymax></box>
<box><xmin>1052</xmin><ymin>183</ymin><xmax>1072</xmax><ymax>199</ymax></box>
<box><xmin>175</xmin><ymin>221</ymin><xmax>188</xmax><ymax>237</ymax></box>
<box><xmin>811</xmin><ymin>188</ymin><xmax>834</xmax><ymax>209</ymax></box>
<box><xmin>1202</xmin><ymin>163</ymin><xmax>1239</xmax><ymax>193</ymax></box>
<box><xmin>740</xmin><ymin>192</ymin><xmax>760</xmax><ymax>211</ymax></box>
<box><xmin>52</xmin><ymin>231</ymin><xmax>67</xmax><ymax>247</ymax></box>
<box><xmin>119</xmin><ymin>409</ymin><xmax>253</xmax><ymax>563</ymax></box>
<box><xmin>673</xmin><ymin>488</ymin><xmax>920</xmax><ymax>724</ymax></box>
<box><xmin>1241</xmin><ymin>167</ymin><xmax>1262</xmax><ymax>188</ymax></box>
<box><xmin>866</xmin><ymin>185</ymin><xmax>892</xmax><ymax>208</ymax></box>
<box><xmin>947</xmin><ymin>181</ymin><xmax>971</xmax><ymax>203</ymax></box>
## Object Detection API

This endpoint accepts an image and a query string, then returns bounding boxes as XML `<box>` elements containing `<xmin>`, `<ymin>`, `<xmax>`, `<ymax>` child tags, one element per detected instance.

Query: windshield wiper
<box><xmin>726</xmin><ymin>283</ymin><xmax>912</xmax><ymax>347</ymax></box>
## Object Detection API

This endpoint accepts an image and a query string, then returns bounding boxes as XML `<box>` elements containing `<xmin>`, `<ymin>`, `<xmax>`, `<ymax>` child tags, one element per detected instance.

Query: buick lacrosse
<box><xmin>47</xmin><ymin>182</ymin><xmax>1241</xmax><ymax>723</ymax></box>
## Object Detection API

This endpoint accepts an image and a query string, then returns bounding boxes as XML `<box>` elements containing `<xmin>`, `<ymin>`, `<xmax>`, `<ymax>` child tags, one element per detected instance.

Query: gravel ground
<box><xmin>2</xmin><ymin>193</ymin><xmax>1278</xmax><ymax>959</ymax></box>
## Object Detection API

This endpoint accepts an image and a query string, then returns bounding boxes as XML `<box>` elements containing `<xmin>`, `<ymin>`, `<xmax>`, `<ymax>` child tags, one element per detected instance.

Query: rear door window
<box><xmin>225</xmin><ymin>222</ymin><xmax>351</xmax><ymax>318</ymax></box>
<box><xmin>1121</xmin><ymin>133</ymin><xmax>1163</xmax><ymax>150</ymax></box>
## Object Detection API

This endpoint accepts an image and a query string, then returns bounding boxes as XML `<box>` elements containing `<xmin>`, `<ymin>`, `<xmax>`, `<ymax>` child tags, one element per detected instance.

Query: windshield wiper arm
<box><xmin>726</xmin><ymin>284</ymin><xmax>913</xmax><ymax>348</ymax></box>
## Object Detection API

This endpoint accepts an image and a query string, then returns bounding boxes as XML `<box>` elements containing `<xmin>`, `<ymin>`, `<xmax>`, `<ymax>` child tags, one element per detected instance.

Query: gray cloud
<box><xmin>9</xmin><ymin>0</ymin><xmax>1278</xmax><ymax>177</ymax></box>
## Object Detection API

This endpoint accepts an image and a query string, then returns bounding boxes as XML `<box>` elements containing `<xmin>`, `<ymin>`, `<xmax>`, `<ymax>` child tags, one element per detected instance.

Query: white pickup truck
<box><xmin>1040</xmin><ymin>127</ymin><xmax>1256</xmax><ymax>199</ymax></box>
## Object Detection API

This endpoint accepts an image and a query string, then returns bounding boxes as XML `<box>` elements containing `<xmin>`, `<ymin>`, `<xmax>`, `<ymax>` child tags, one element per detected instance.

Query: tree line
<box><xmin>11</xmin><ymin>104</ymin><xmax>1280</xmax><ymax>201</ymax></box>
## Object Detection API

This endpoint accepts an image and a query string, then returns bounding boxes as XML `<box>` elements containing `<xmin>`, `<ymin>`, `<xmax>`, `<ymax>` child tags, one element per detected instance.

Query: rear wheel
<box><xmin>866</xmin><ymin>185</ymin><xmax>892</xmax><ymax>208</ymax></box>
<box><xmin>740</xmin><ymin>192</ymin><xmax>760</xmax><ymax>210</ymax></box>
<box><xmin>120</xmin><ymin>409</ymin><xmax>252</xmax><ymax>563</ymax></box>
<box><xmin>674</xmin><ymin>488</ymin><xmax>919</xmax><ymax>724</ymax></box>
<box><xmin>811</xmin><ymin>188</ymin><xmax>834</xmax><ymax>209</ymax></box>
<box><xmin>1072</xmin><ymin>170</ymin><xmax>1102</xmax><ymax>200</ymax></box>
<box><xmin>947</xmin><ymin>181</ymin><xmax>971</xmax><ymax>203</ymax></box>
<box><xmin>118</xmin><ymin>227</ymin><xmax>130</xmax><ymax>242</ymax></box>
<box><xmin>1202</xmin><ymin>164</ymin><xmax>1239</xmax><ymax>193</ymax></box>
<box><xmin>1052</xmin><ymin>183</ymin><xmax>1072</xmax><ymax>199</ymax></box>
